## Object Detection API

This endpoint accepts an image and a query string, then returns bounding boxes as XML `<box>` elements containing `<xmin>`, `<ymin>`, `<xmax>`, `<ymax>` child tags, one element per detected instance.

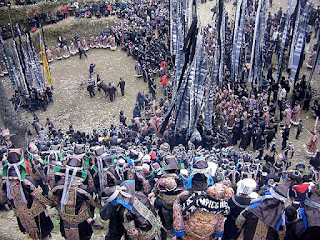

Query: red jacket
<box><xmin>161</xmin><ymin>75</ymin><xmax>167</xmax><ymax>86</ymax></box>
<box><xmin>61</xmin><ymin>5</ymin><xmax>68</xmax><ymax>14</ymax></box>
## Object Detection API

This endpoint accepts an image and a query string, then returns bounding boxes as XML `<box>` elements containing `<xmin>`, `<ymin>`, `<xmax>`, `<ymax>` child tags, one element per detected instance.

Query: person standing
<box><xmin>89</xmin><ymin>63</ymin><xmax>95</xmax><ymax>75</ymax></box>
<box><xmin>303</xmin><ymin>87</ymin><xmax>312</xmax><ymax>111</ymax></box>
<box><xmin>78</xmin><ymin>47</ymin><xmax>87</xmax><ymax>59</ymax></box>
<box><xmin>282</xmin><ymin>123</ymin><xmax>290</xmax><ymax>150</ymax></box>
<box><xmin>154</xmin><ymin>155</ymin><xmax>184</xmax><ymax>236</ymax></box>
<box><xmin>107</xmin><ymin>83</ymin><xmax>117</xmax><ymax>102</ymax></box>
<box><xmin>61</xmin><ymin>4</ymin><xmax>68</xmax><ymax>19</ymax></box>
<box><xmin>133</xmin><ymin>104</ymin><xmax>141</xmax><ymax>118</ymax></box>
<box><xmin>278</xmin><ymin>85</ymin><xmax>287</xmax><ymax>109</ymax></box>
<box><xmin>50</xmin><ymin>157</ymin><xmax>101</xmax><ymax>240</ymax></box>
<box><xmin>87</xmin><ymin>84</ymin><xmax>95</xmax><ymax>98</ymax></box>
<box><xmin>173</xmin><ymin>158</ymin><xmax>234</xmax><ymax>239</ymax></box>
<box><xmin>160</xmin><ymin>74</ymin><xmax>167</xmax><ymax>96</ymax></box>
<box><xmin>106</xmin><ymin>3</ymin><xmax>111</xmax><ymax>16</ymax></box>
<box><xmin>87</xmin><ymin>76</ymin><xmax>95</xmax><ymax>98</ymax></box>
<box><xmin>45</xmin><ymin>118</ymin><xmax>54</xmax><ymax>132</ymax></box>
<box><xmin>1</xmin><ymin>149</ymin><xmax>54</xmax><ymax>240</ymax></box>
<box><xmin>305</xmin><ymin>32</ymin><xmax>311</xmax><ymax>53</ymax></box>
<box><xmin>45</xmin><ymin>87</ymin><xmax>54</xmax><ymax>104</ymax></box>
<box><xmin>306</xmin><ymin>130</ymin><xmax>320</xmax><ymax>156</ymax></box>
<box><xmin>1</xmin><ymin>129</ymin><xmax>13</xmax><ymax>149</ymax></box>
<box><xmin>119</xmin><ymin>110</ymin><xmax>127</xmax><ymax>126</ymax></box>
<box><xmin>96</xmin><ymin>74</ymin><xmax>101</xmax><ymax>85</ymax></box>
<box><xmin>117</xmin><ymin>77</ymin><xmax>125</xmax><ymax>96</ymax></box>
<box><xmin>296</xmin><ymin>120</ymin><xmax>303</xmax><ymax>140</ymax></box>
<box><xmin>223</xmin><ymin>179</ymin><xmax>256</xmax><ymax>240</ymax></box>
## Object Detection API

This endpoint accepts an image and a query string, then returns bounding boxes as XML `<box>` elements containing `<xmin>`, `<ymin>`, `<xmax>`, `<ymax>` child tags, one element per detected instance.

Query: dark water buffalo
<box><xmin>97</xmin><ymin>81</ymin><xmax>110</xmax><ymax>96</ymax></box>
<box><xmin>32</xmin><ymin>120</ymin><xmax>45</xmax><ymax>135</ymax></box>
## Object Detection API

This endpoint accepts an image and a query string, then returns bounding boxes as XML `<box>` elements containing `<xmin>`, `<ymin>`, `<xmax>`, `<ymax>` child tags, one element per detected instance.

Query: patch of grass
<box><xmin>29</xmin><ymin>17</ymin><xmax>117</xmax><ymax>51</ymax></box>
<box><xmin>0</xmin><ymin>0</ymin><xmax>107</xmax><ymax>27</ymax></box>
<box><xmin>0</xmin><ymin>0</ymin><xmax>70</xmax><ymax>27</ymax></box>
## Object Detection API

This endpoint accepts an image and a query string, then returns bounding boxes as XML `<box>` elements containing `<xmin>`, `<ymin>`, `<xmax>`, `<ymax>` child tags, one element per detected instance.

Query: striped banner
<box><xmin>12</xmin><ymin>41</ymin><xmax>29</xmax><ymax>95</ymax></box>
<box><xmin>27</xmin><ymin>32</ymin><xmax>43</xmax><ymax>86</ymax></box>
<box><xmin>188</xmin><ymin>28</ymin><xmax>208</xmax><ymax>137</ymax></box>
<box><xmin>219</xmin><ymin>7</ymin><xmax>226</xmax><ymax>87</ymax></box>
<box><xmin>232</xmin><ymin>0</ymin><xmax>246</xmax><ymax>83</ymax></box>
<box><xmin>39</xmin><ymin>32</ymin><xmax>53</xmax><ymax>87</ymax></box>
<box><xmin>289</xmin><ymin>0</ymin><xmax>310</xmax><ymax>86</ymax></box>
<box><xmin>16</xmin><ymin>25</ymin><xmax>33</xmax><ymax>88</ymax></box>
<box><xmin>276</xmin><ymin>0</ymin><xmax>293</xmax><ymax>82</ymax></box>
<box><xmin>0</xmin><ymin>36</ymin><xmax>15</xmax><ymax>87</ymax></box>
<box><xmin>204</xmin><ymin>17</ymin><xmax>220</xmax><ymax>129</ymax></box>
<box><xmin>307</xmin><ymin>35</ymin><xmax>320</xmax><ymax>87</ymax></box>
<box><xmin>288</xmin><ymin>0</ymin><xmax>301</xmax><ymax>69</ymax></box>
<box><xmin>173</xmin><ymin>6</ymin><xmax>186</xmax><ymax>96</ymax></box>
<box><xmin>26</xmin><ymin>32</ymin><xmax>44</xmax><ymax>92</ymax></box>
<box><xmin>170</xmin><ymin>0</ymin><xmax>174</xmax><ymax>55</ymax></box>
<box><xmin>161</xmin><ymin>0</ymin><xmax>208</xmax><ymax>137</ymax></box>
<box><xmin>185</xmin><ymin>0</ymin><xmax>190</xmax><ymax>35</ymax></box>
<box><xmin>8</xmin><ymin>43</ymin><xmax>23</xmax><ymax>93</ymax></box>
<box><xmin>231</xmin><ymin>0</ymin><xmax>243</xmax><ymax>81</ymax></box>
<box><xmin>248</xmin><ymin>0</ymin><xmax>266</xmax><ymax>85</ymax></box>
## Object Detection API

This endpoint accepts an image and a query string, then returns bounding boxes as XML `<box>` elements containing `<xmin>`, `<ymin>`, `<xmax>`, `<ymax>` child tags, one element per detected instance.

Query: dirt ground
<box><xmin>0</xmin><ymin>0</ymin><xmax>320</xmax><ymax>239</ymax></box>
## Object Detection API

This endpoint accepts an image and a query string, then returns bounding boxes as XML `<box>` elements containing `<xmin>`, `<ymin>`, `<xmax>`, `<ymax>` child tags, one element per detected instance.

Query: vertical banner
<box><xmin>307</xmin><ymin>35</ymin><xmax>320</xmax><ymax>87</ymax></box>
<box><xmin>289</xmin><ymin>0</ymin><xmax>310</xmax><ymax>86</ymax></box>
<box><xmin>169</xmin><ymin>0</ymin><xmax>174</xmax><ymax>55</ymax></box>
<box><xmin>0</xmin><ymin>36</ymin><xmax>15</xmax><ymax>87</ymax></box>
<box><xmin>276</xmin><ymin>0</ymin><xmax>293</xmax><ymax>82</ymax></box>
<box><xmin>288</xmin><ymin>0</ymin><xmax>301</xmax><ymax>69</ymax></box>
<box><xmin>12</xmin><ymin>41</ymin><xmax>29</xmax><ymax>95</ymax></box>
<box><xmin>8</xmin><ymin>43</ymin><xmax>23</xmax><ymax>92</ymax></box>
<box><xmin>232</xmin><ymin>0</ymin><xmax>246</xmax><ymax>83</ymax></box>
<box><xmin>26</xmin><ymin>32</ymin><xmax>44</xmax><ymax>92</ymax></box>
<box><xmin>248</xmin><ymin>0</ymin><xmax>262</xmax><ymax>84</ymax></box>
<box><xmin>39</xmin><ymin>32</ymin><xmax>53</xmax><ymax>87</ymax></box>
<box><xmin>219</xmin><ymin>8</ymin><xmax>226</xmax><ymax>87</ymax></box>
<box><xmin>16</xmin><ymin>24</ymin><xmax>33</xmax><ymax>88</ymax></box>
<box><xmin>231</xmin><ymin>0</ymin><xmax>243</xmax><ymax>81</ymax></box>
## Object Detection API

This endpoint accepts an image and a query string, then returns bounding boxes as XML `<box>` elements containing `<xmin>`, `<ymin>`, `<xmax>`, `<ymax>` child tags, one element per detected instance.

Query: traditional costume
<box><xmin>39</xmin><ymin>51</ymin><xmax>43</xmax><ymax>63</ymax></box>
<box><xmin>306</xmin><ymin>50</ymin><xmax>317</xmax><ymax>68</ymax></box>
<box><xmin>56</xmin><ymin>46</ymin><xmax>63</xmax><ymax>60</ymax></box>
<box><xmin>173</xmin><ymin>157</ymin><xmax>234</xmax><ymax>239</ymax></box>
<box><xmin>0</xmin><ymin>148</ymin><xmax>54</xmax><ymax>239</ymax></box>
<box><xmin>83</xmin><ymin>37</ymin><xmax>89</xmax><ymax>51</ymax></box>
<box><xmin>0</xmin><ymin>60</ymin><xmax>8</xmax><ymax>75</ymax></box>
<box><xmin>26</xmin><ymin>142</ymin><xmax>49</xmax><ymax>193</ymax></box>
<box><xmin>223</xmin><ymin>179</ymin><xmax>257</xmax><ymax>240</ymax></box>
<box><xmin>46</xmin><ymin>48</ymin><xmax>53</xmax><ymax>63</ymax></box>
<box><xmin>1</xmin><ymin>129</ymin><xmax>13</xmax><ymax>149</ymax></box>
<box><xmin>89</xmin><ymin>36</ymin><xmax>95</xmax><ymax>49</ymax></box>
<box><xmin>69</xmin><ymin>41</ymin><xmax>78</xmax><ymax>55</ymax></box>
<box><xmin>291</xmin><ymin>103</ymin><xmax>301</xmax><ymax>125</ymax></box>
<box><xmin>154</xmin><ymin>155</ymin><xmax>184</xmax><ymax>234</ymax></box>
<box><xmin>236</xmin><ymin>180</ymin><xmax>292</xmax><ymax>240</ymax></box>
<box><xmin>283</xmin><ymin>105</ymin><xmax>292</xmax><ymax>125</ymax></box>
<box><xmin>50</xmin><ymin>155</ymin><xmax>101</xmax><ymax>240</ymax></box>
<box><xmin>63</xmin><ymin>45</ymin><xmax>70</xmax><ymax>59</ymax></box>
<box><xmin>306</xmin><ymin>131</ymin><xmax>320</xmax><ymax>157</ymax></box>
<box><xmin>110</xmin><ymin>35</ymin><xmax>117</xmax><ymax>50</ymax></box>
<box><xmin>101</xmin><ymin>180</ymin><xmax>163</xmax><ymax>240</ymax></box>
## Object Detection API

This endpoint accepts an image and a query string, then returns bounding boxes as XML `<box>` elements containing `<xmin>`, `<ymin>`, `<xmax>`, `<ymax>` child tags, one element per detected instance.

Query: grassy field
<box><xmin>0</xmin><ymin>0</ymin><xmax>70</xmax><ymax>27</ymax></box>
<box><xmin>0</xmin><ymin>0</ymin><xmax>115</xmax><ymax>27</ymax></box>
<box><xmin>30</xmin><ymin>16</ymin><xmax>117</xmax><ymax>51</ymax></box>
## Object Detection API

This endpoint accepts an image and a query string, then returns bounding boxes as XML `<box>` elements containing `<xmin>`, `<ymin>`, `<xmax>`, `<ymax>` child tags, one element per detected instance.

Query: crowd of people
<box><xmin>1</xmin><ymin>102</ymin><xmax>320</xmax><ymax>240</ymax></box>
<box><xmin>1</xmin><ymin>0</ymin><xmax>320</xmax><ymax>240</ymax></box>
<box><xmin>0</xmin><ymin>1</ymin><xmax>135</xmax><ymax>40</ymax></box>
